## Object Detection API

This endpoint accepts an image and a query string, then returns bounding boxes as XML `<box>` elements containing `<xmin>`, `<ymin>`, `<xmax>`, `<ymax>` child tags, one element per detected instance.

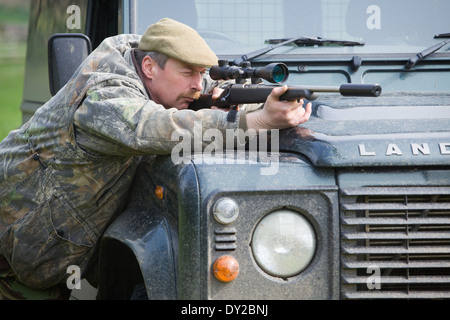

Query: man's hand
<box><xmin>210</xmin><ymin>87</ymin><xmax>230</xmax><ymax>110</ymax></box>
<box><xmin>211</xmin><ymin>87</ymin><xmax>224</xmax><ymax>101</ymax></box>
<box><xmin>246</xmin><ymin>85</ymin><xmax>312</xmax><ymax>131</ymax></box>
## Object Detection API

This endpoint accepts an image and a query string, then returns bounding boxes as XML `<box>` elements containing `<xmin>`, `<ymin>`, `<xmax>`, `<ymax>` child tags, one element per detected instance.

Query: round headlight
<box><xmin>252</xmin><ymin>210</ymin><xmax>316</xmax><ymax>278</ymax></box>
<box><xmin>213</xmin><ymin>197</ymin><xmax>239</xmax><ymax>224</ymax></box>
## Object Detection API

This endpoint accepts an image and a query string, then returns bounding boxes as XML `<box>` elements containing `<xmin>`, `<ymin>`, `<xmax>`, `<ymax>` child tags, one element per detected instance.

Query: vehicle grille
<box><xmin>340</xmin><ymin>186</ymin><xmax>450</xmax><ymax>299</ymax></box>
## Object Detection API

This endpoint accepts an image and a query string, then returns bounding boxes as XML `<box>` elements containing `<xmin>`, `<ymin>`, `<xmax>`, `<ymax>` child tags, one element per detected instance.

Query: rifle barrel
<box><xmin>282</xmin><ymin>84</ymin><xmax>381</xmax><ymax>97</ymax></box>
<box><xmin>339</xmin><ymin>83</ymin><xmax>382</xmax><ymax>97</ymax></box>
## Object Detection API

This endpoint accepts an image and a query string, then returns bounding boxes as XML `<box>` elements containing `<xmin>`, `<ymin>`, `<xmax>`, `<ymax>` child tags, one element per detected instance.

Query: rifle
<box><xmin>189</xmin><ymin>61</ymin><xmax>381</xmax><ymax>111</ymax></box>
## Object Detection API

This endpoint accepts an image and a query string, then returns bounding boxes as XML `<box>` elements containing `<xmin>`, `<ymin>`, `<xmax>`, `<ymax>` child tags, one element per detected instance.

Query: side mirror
<box><xmin>48</xmin><ymin>33</ymin><xmax>92</xmax><ymax>96</ymax></box>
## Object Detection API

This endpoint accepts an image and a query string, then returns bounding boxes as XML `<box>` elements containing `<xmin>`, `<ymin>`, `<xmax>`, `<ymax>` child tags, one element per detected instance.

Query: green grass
<box><xmin>0</xmin><ymin>55</ymin><xmax>25</xmax><ymax>141</ymax></box>
<box><xmin>0</xmin><ymin>1</ymin><xmax>29</xmax><ymax>141</ymax></box>
<box><xmin>0</xmin><ymin>4</ymin><xmax>29</xmax><ymax>24</ymax></box>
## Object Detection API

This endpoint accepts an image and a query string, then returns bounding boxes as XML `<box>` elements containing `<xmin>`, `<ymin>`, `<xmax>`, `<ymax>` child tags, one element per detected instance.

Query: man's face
<box><xmin>142</xmin><ymin>56</ymin><xmax>206</xmax><ymax>110</ymax></box>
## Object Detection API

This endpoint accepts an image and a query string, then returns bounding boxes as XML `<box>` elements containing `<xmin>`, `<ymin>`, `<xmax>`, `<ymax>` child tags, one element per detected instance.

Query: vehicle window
<box><xmin>135</xmin><ymin>0</ymin><xmax>450</xmax><ymax>56</ymax></box>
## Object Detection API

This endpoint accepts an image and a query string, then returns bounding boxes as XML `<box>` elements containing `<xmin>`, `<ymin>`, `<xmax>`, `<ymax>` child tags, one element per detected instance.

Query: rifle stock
<box><xmin>189</xmin><ymin>83</ymin><xmax>381</xmax><ymax>111</ymax></box>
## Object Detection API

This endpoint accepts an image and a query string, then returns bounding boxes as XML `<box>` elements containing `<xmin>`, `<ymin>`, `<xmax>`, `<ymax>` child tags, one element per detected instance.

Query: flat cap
<box><xmin>139</xmin><ymin>18</ymin><xmax>218</xmax><ymax>67</ymax></box>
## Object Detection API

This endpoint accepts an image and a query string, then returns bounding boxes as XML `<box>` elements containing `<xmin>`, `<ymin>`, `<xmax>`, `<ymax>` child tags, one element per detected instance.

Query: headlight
<box><xmin>252</xmin><ymin>210</ymin><xmax>316</xmax><ymax>278</ymax></box>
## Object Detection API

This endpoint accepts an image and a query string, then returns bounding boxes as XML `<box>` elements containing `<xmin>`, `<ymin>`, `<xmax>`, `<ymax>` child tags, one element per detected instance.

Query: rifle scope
<box><xmin>210</xmin><ymin>62</ymin><xmax>289</xmax><ymax>84</ymax></box>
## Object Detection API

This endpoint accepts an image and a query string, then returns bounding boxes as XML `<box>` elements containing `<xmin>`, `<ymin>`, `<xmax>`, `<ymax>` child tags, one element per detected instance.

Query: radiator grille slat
<box><xmin>340</xmin><ymin>187</ymin><xmax>450</xmax><ymax>299</ymax></box>
<box><xmin>343</xmin><ymin>245</ymin><xmax>450</xmax><ymax>255</ymax></box>
<box><xmin>343</xmin><ymin>275</ymin><xmax>450</xmax><ymax>285</ymax></box>
<box><xmin>343</xmin><ymin>261</ymin><xmax>450</xmax><ymax>269</ymax></box>
<box><xmin>344</xmin><ymin>231</ymin><xmax>450</xmax><ymax>240</ymax></box>
<box><xmin>343</xmin><ymin>217</ymin><xmax>450</xmax><ymax>225</ymax></box>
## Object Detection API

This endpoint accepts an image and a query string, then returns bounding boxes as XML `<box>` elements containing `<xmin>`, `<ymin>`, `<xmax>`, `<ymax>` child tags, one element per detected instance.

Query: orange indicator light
<box><xmin>155</xmin><ymin>186</ymin><xmax>165</xmax><ymax>199</ymax></box>
<box><xmin>213</xmin><ymin>255</ymin><xmax>239</xmax><ymax>282</ymax></box>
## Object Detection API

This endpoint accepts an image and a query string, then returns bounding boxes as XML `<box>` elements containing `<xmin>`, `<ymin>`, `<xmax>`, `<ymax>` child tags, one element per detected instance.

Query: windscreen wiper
<box><xmin>404</xmin><ymin>34</ymin><xmax>450</xmax><ymax>70</ymax></box>
<box><xmin>266</xmin><ymin>36</ymin><xmax>365</xmax><ymax>47</ymax></box>
<box><xmin>232</xmin><ymin>36</ymin><xmax>365</xmax><ymax>66</ymax></box>
<box><xmin>434</xmin><ymin>33</ymin><xmax>450</xmax><ymax>39</ymax></box>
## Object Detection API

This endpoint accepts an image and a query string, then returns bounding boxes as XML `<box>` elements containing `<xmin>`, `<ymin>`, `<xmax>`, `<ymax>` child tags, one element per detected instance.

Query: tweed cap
<box><xmin>139</xmin><ymin>18</ymin><xmax>218</xmax><ymax>67</ymax></box>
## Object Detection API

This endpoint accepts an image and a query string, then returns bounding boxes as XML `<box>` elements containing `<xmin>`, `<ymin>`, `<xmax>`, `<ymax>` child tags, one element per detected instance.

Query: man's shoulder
<box><xmin>100</xmin><ymin>34</ymin><xmax>142</xmax><ymax>50</ymax></box>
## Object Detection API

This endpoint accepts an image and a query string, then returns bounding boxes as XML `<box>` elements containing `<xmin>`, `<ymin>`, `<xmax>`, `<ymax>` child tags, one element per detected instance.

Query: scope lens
<box><xmin>272</xmin><ymin>64</ymin><xmax>288</xmax><ymax>83</ymax></box>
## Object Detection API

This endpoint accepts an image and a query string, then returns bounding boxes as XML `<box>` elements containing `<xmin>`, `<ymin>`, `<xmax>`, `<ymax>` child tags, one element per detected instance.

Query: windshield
<box><xmin>135</xmin><ymin>0</ymin><xmax>450</xmax><ymax>56</ymax></box>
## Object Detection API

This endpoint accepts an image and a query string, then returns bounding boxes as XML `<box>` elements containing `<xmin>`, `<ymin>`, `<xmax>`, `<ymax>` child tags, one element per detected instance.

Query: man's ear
<box><xmin>141</xmin><ymin>55</ymin><xmax>154</xmax><ymax>79</ymax></box>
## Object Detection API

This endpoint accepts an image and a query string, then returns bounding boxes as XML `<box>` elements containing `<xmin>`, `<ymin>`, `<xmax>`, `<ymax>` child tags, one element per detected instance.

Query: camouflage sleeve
<box><xmin>73</xmin><ymin>78</ymin><xmax>249</xmax><ymax>156</ymax></box>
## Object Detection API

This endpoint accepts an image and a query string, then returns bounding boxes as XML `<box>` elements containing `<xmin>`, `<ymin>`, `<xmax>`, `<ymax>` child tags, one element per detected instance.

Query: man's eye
<box><xmin>181</xmin><ymin>69</ymin><xmax>205</xmax><ymax>77</ymax></box>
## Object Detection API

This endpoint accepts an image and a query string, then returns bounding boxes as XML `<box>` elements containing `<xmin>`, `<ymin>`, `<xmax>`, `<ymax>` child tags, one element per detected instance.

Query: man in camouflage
<box><xmin>0</xmin><ymin>18</ymin><xmax>312</xmax><ymax>299</ymax></box>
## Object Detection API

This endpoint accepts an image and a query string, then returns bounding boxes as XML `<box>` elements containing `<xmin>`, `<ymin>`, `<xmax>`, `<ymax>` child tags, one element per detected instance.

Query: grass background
<box><xmin>0</xmin><ymin>51</ymin><xmax>26</xmax><ymax>140</ymax></box>
<box><xmin>0</xmin><ymin>0</ymin><xmax>30</xmax><ymax>140</ymax></box>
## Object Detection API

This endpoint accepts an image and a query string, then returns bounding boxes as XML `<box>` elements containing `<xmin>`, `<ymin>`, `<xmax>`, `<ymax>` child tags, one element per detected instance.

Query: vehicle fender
<box><xmin>97</xmin><ymin>157</ymin><xmax>179</xmax><ymax>300</ymax></box>
<box><xmin>98</xmin><ymin>206</ymin><xmax>178</xmax><ymax>299</ymax></box>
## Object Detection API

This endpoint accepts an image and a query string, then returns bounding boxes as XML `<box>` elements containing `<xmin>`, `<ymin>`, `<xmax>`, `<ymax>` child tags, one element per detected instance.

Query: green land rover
<box><xmin>19</xmin><ymin>0</ymin><xmax>450</xmax><ymax>300</ymax></box>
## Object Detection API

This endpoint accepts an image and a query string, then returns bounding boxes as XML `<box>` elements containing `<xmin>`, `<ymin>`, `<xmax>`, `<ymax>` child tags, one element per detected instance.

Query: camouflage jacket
<box><xmin>0</xmin><ymin>34</ymin><xmax>246</xmax><ymax>289</ymax></box>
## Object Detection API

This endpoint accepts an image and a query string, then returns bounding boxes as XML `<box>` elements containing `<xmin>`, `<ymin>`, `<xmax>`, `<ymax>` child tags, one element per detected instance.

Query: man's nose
<box><xmin>191</xmin><ymin>73</ymin><xmax>203</xmax><ymax>91</ymax></box>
